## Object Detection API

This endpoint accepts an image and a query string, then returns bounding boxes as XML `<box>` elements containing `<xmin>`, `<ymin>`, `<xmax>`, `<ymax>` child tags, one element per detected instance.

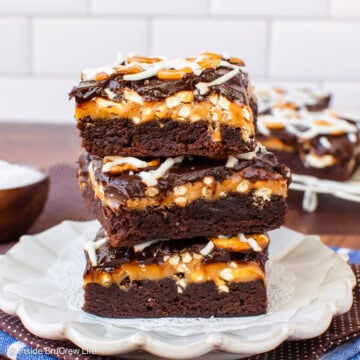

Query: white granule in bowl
<box><xmin>0</xmin><ymin>160</ymin><xmax>46</xmax><ymax>190</ymax></box>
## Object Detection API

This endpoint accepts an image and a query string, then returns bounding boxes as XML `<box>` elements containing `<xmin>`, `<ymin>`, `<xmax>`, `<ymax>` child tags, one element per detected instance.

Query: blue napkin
<box><xmin>0</xmin><ymin>246</ymin><xmax>359</xmax><ymax>360</ymax></box>
<box><xmin>321</xmin><ymin>337</ymin><xmax>360</xmax><ymax>360</ymax></box>
<box><xmin>330</xmin><ymin>246</ymin><xmax>360</xmax><ymax>266</ymax></box>
<box><xmin>0</xmin><ymin>329</ymin><xmax>54</xmax><ymax>360</ymax></box>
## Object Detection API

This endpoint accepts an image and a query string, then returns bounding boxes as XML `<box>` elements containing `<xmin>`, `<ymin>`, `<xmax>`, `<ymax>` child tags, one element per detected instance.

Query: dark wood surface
<box><xmin>0</xmin><ymin>122</ymin><xmax>359</xmax><ymax>252</ymax></box>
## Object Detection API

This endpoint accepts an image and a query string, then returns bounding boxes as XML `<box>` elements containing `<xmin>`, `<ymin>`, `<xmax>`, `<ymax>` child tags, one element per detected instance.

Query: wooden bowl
<box><xmin>0</xmin><ymin>175</ymin><xmax>49</xmax><ymax>243</ymax></box>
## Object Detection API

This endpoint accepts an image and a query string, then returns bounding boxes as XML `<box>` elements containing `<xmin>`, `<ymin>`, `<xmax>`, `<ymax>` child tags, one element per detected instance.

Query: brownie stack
<box><xmin>70</xmin><ymin>52</ymin><xmax>290</xmax><ymax>318</ymax></box>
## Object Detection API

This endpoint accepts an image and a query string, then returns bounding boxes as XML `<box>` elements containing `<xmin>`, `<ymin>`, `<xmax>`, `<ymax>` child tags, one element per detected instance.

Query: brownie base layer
<box><xmin>271</xmin><ymin>150</ymin><xmax>356</xmax><ymax>181</ymax></box>
<box><xmin>83</xmin><ymin>182</ymin><xmax>286</xmax><ymax>246</ymax></box>
<box><xmin>83</xmin><ymin>278</ymin><xmax>267</xmax><ymax>318</ymax></box>
<box><xmin>77</xmin><ymin>117</ymin><xmax>255</xmax><ymax>159</ymax></box>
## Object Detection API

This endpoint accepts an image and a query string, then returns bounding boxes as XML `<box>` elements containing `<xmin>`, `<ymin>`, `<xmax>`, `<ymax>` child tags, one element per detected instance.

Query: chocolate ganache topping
<box><xmin>70</xmin><ymin>68</ymin><xmax>250</xmax><ymax>104</ymax></box>
<box><xmin>78</xmin><ymin>146</ymin><xmax>290</xmax><ymax>202</ymax></box>
<box><xmin>85</xmin><ymin>229</ymin><xmax>268</xmax><ymax>273</ymax></box>
<box><xmin>69</xmin><ymin>52</ymin><xmax>253</xmax><ymax>105</ymax></box>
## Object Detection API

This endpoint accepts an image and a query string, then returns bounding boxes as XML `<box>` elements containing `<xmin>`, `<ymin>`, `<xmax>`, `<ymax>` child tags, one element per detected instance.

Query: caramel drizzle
<box><xmin>84</xmin><ymin>260</ymin><xmax>265</xmax><ymax>290</ymax></box>
<box><xmin>210</xmin><ymin>234</ymin><xmax>269</xmax><ymax>252</ymax></box>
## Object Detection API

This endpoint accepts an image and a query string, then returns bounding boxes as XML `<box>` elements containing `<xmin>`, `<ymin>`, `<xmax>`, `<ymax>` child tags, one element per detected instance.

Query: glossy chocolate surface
<box><xmin>78</xmin><ymin>149</ymin><xmax>290</xmax><ymax>202</ymax></box>
<box><xmin>85</xmin><ymin>229</ymin><xmax>268</xmax><ymax>273</ymax></box>
<box><xmin>70</xmin><ymin>68</ymin><xmax>251</xmax><ymax>105</ymax></box>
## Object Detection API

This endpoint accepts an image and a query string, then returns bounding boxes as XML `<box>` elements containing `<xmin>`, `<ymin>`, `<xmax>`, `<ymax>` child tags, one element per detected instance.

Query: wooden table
<box><xmin>1</xmin><ymin>123</ymin><xmax>360</xmax><ymax>251</ymax></box>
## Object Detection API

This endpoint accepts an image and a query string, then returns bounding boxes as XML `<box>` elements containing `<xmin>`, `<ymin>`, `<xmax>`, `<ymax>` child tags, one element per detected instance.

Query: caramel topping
<box><xmin>105</xmin><ymin>163</ymin><xmax>138</xmax><ymax>175</ymax></box>
<box><xmin>113</xmin><ymin>64</ymin><xmax>142</xmax><ymax>75</ymax></box>
<box><xmin>228</xmin><ymin>57</ymin><xmax>245</xmax><ymax>66</ymax></box>
<box><xmin>84</xmin><ymin>260</ymin><xmax>265</xmax><ymax>289</ymax></box>
<box><xmin>210</xmin><ymin>234</ymin><xmax>269</xmax><ymax>252</ymax></box>
<box><xmin>273</xmin><ymin>87</ymin><xmax>286</xmax><ymax>94</ymax></box>
<box><xmin>157</xmin><ymin>67</ymin><xmax>193</xmax><ymax>80</ymax></box>
<box><xmin>331</xmin><ymin>129</ymin><xmax>346</xmax><ymax>136</ymax></box>
<box><xmin>263</xmin><ymin>121</ymin><xmax>286</xmax><ymax>130</ymax></box>
<box><xmin>197</xmin><ymin>58</ymin><xmax>221</xmax><ymax>69</ymax></box>
<box><xmin>259</xmin><ymin>138</ymin><xmax>294</xmax><ymax>152</ymax></box>
<box><xmin>93</xmin><ymin>65</ymin><xmax>143</xmax><ymax>81</ymax></box>
<box><xmin>273</xmin><ymin>102</ymin><xmax>298</xmax><ymax>111</ymax></box>
<box><xmin>199</xmin><ymin>52</ymin><xmax>223</xmax><ymax>59</ymax></box>
<box><xmin>95</xmin><ymin>72</ymin><xmax>109</xmax><ymax>82</ymax></box>
<box><xmin>315</xmin><ymin>119</ymin><xmax>331</xmax><ymax>127</ymax></box>
<box><xmin>127</xmin><ymin>55</ymin><xmax>162</xmax><ymax>64</ymax></box>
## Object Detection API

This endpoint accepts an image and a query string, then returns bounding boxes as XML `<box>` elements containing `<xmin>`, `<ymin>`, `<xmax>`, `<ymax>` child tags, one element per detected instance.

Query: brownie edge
<box><xmin>77</xmin><ymin>118</ymin><xmax>256</xmax><ymax>159</ymax></box>
<box><xmin>84</xmin><ymin>279</ymin><xmax>267</xmax><ymax>318</ymax></box>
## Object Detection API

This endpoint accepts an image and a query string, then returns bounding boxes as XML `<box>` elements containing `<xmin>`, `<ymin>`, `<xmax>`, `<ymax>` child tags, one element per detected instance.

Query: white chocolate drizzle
<box><xmin>225</xmin><ymin>143</ymin><xmax>267</xmax><ymax>168</ymax></box>
<box><xmin>200</xmin><ymin>241</ymin><xmax>214</xmax><ymax>256</ymax></box>
<box><xmin>104</xmin><ymin>88</ymin><xmax>117</xmax><ymax>100</ymax></box>
<box><xmin>133</xmin><ymin>238</ymin><xmax>166</xmax><ymax>252</ymax></box>
<box><xmin>304</xmin><ymin>153</ymin><xmax>336</xmax><ymax>168</ymax></box>
<box><xmin>258</xmin><ymin>109</ymin><xmax>357</xmax><ymax>140</ymax></box>
<box><xmin>139</xmin><ymin>156</ymin><xmax>184</xmax><ymax>186</ymax></box>
<box><xmin>334</xmin><ymin>111</ymin><xmax>360</xmax><ymax>124</ymax></box>
<box><xmin>225</xmin><ymin>155</ymin><xmax>238</xmax><ymax>168</ymax></box>
<box><xmin>195</xmin><ymin>68</ymin><xmax>239</xmax><ymax>95</ymax></box>
<box><xmin>237</xmin><ymin>142</ymin><xmax>266</xmax><ymax>160</ymax></box>
<box><xmin>319</xmin><ymin>136</ymin><xmax>332</xmax><ymax>149</ymax></box>
<box><xmin>80</xmin><ymin>52</ymin><xmax>246</xmax><ymax>93</ymax></box>
<box><xmin>255</xmin><ymin>86</ymin><xmax>331</xmax><ymax>113</ymax></box>
<box><xmin>348</xmin><ymin>133</ymin><xmax>357</xmax><ymax>143</ymax></box>
<box><xmin>123</xmin><ymin>59</ymin><xmax>184</xmax><ymax>81</ymax></box>
<box><xmin>102</xmin><ymin>156</ymin><xmax>149</xmax><ymax>173</ymax></box>
<box><xmin>84</xmin><ymin>237</ymin><xmax>107</xmax><ymax>267</ymax></box>
<box><xmin>238</xmin><ymin>233</ymin><xmax>262</xmax><ymax>252</ymax></box>
<box><xmin>256</xmin><ymin>119</ymin><xmax>271</xmax><ymax>136</ymax></box>
<box><xmin>81</xmin><ymin>53</ymin><xmax>125</xmax><ymax>81</ymax></box>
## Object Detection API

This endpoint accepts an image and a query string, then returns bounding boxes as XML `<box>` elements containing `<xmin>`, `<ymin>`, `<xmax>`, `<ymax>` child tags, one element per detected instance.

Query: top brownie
<box><xmin>69</xmin><ymin>52</ymin><xmax>257</xmax><ymax>159</ymax></box>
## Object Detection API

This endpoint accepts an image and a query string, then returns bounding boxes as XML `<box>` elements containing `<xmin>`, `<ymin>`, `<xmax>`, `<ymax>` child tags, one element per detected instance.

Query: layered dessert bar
<box><xmin>78</xmin><ymin>145</ymin><xmax>290</xmax><ymax>246</ymax></box>
<box><xmin>256</xmin><ymin>86</ymin><xmax>331</xmax><ymax>115</ymax></box>
<box><xmin>69</xmin><ymin>52</ymin><xmax>257</xmax><ymax>159</ymax></box>
<box><xmin>83</xmin><ymin>229</ymin><xmax>269</xmax><ymax>317</ymax></box>
<box><xmin>257</xmin><ymin>109</ymin><xmax>360</xmax><ymax>181</ymax></box>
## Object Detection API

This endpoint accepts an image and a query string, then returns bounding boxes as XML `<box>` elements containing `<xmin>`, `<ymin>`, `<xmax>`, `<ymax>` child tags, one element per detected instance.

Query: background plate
<box><xmin>0</xmin><ymin>221</ymin><xmax>355</xmax><ymax>360</ymax></box>
<box><xmin>290</xmin><ymin>168</ymin><xmax>360</xmax><ymax>212</ymax></box>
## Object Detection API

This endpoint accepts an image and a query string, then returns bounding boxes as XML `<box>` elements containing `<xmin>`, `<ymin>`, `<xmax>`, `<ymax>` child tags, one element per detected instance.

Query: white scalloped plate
<box><xmin>0</xmin><ymin>221</ymin><xmax>355</xmax><ymax>360</ymax></box>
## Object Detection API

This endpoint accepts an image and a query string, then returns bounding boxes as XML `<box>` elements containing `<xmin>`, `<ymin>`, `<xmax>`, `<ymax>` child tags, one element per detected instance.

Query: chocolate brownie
<box><xmin>257</xmin><ymin>109</ymin><xmax>360</xmax><ymax>181</ymax></box>
<box><xmin>256</xmin><ymin>86</ymin><xmax>331</xmax><ymax>115</ymax></box>
<box><xmin>83</xmin><ymin>230</ymin><xmax>269</xmax><ymax>317</ymax></box>
<box><xmin>78</xmin><ymin>145</ymin><xmax>290</xmax><ymax>246</ymax></box>
<box><xmin>69</xmin><ymin>52</ymin><xmax>257</xmax><ymax>159</ymax></box>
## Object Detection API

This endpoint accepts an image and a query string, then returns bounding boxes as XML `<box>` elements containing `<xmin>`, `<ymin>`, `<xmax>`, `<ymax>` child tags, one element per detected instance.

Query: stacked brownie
<box><xmin>255</xmin><ymin>87</ymin><xmax>360</xmax><ymax>181</ymax></box>
<box><xmin>70</xmin><ymin>52</ymin><xmax>290</xmax><ymax>318</ymax></box>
